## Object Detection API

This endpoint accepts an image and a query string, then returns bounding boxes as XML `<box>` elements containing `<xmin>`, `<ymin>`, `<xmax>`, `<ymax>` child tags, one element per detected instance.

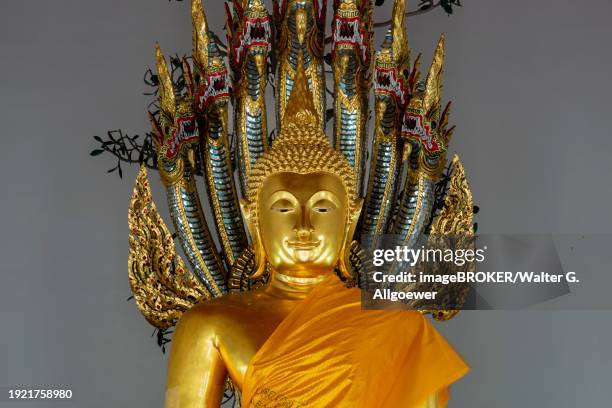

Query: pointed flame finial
<box><xmin>391</xmin><ymin>0</ymin><xmax>409</xmax><ymax>67</ymax></box>
<box><xmin>155</xmin><ymin>43</ymin><xmax>175</xmax><ymax>116</ymax></box>
<box><xmin>423</xmin><ymin>33</ymin><xmax>445</xmax><ymax>115</ymax></box>
<box><xmin>192</xmin><ymin>0</ymin><xmax>209</xmax><ymax>69</ymax></box>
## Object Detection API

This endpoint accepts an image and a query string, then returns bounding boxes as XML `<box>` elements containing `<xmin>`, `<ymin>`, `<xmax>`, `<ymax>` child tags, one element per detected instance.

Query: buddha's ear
<box><xmin>240</xmin><ymin>198</ymin><xmax>267</xmax><ymax>279</ymax></box>
<box><xmin>339</xmin><ymin>198</ymin><xmax>364</xmax><ymax>283</ymax></box>
<box><xmin>239</xmin><ymin>198</ymin><xmax>255</xmax><ymax>240</ymax></box>
<box><xmin>346</xmin><ymin>198</ymin><xmax>364</xmax><ymax>242</ymax></box>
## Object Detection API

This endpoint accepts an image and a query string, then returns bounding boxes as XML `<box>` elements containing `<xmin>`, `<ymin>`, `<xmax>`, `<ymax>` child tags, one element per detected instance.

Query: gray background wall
<box><xmin>1</xmin><ymin>0</ymin><xmax>611</xmax><ymax>407</ymax></box>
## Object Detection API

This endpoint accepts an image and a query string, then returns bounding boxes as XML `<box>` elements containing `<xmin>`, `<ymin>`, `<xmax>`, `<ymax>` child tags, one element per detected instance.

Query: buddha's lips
<box><xmin>287</xmin><ymin>240</ymin><xmax>321</xmax><ymax>250</ymax></box>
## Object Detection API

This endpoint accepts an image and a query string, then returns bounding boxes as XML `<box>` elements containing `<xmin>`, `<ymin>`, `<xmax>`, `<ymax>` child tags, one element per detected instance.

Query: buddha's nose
<box><xmin>294</xmin><ymin>205</ymin><xmax>314</xmax><ymax>240</ymax></box>
<box><xmin>296</xmin><ymin>228</ymin><xmax>312</xmax><ymax>241</ymax></box>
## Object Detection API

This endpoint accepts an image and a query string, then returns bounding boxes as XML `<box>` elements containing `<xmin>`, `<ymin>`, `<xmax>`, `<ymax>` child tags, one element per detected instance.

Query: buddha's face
<box><xmin>258</xmin><ymin>172</ymin><xmax>349</xmax><ymax>277</ymax></box>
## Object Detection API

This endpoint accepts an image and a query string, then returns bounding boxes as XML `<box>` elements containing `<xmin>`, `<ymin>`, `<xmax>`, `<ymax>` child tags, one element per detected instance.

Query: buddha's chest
<box><xmin>219</xmin><ymin>306</ymin><xmax>290</xmax><ymax>391</ymax></box>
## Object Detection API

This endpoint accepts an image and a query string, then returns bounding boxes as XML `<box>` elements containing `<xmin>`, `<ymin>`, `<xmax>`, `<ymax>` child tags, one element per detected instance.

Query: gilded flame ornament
<box><xmin>127</xmin><ymin>0</ymin><xmax>474</xmax><ymax>406</ymax></box>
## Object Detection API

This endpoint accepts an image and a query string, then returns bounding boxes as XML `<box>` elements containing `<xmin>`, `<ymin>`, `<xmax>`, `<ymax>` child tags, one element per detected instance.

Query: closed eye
<box><xmin>271</xmin><ymin>198</ymin><xmax>295</xmax><ymax>213</ymax></box>
<box><xmin>312</xmin><ymin>199</ymin><xmax>336</xmax><ymax>213</ymax></box>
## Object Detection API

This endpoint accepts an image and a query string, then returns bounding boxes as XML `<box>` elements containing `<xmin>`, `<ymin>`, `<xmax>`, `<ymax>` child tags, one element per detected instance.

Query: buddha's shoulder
<box><xmin>177</xmin><ymin>289</ymin><xmax>278</xmax><ymax>331</ymax></box>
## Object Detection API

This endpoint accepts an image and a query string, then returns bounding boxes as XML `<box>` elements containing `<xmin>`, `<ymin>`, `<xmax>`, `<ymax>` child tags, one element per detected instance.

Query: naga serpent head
<box><xmin>149</xmin><ymin>45</ymin><xmax>199</xmax><ymax>184</ymax></box>
<box><xmin>226</xmin><ymin>0</ymin><xmax>272</xmax><ymax>79</ymax></box>
<box><xmin>191</xmin><ymin>0</ymin><xmax>230</xmax><ymax>115</ymax></box>
<box><xmin>332</xmin><ymin>0</ymin><xmax>372</xmax><ymax>66</ymax></box>
<box><xmin>373</xmin><ymin>0</ymin><xmax>410</xmax><ymax>110</ymax></box>
<box><xmin>401</xmin><ymin>35</ymin><xmax>455</xmax><ymax>177</ymax></box>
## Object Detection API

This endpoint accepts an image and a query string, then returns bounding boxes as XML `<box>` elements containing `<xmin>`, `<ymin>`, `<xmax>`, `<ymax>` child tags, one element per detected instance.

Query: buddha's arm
<box><xmin>165</xmin><ymin>308</ymin><xmax>227</xmax><ymax>407</ymax></box>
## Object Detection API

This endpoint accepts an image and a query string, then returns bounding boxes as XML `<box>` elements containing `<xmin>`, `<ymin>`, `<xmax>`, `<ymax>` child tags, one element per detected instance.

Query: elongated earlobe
<box><xmin>347</xmin><ymin>199</ymin><xmax>364</xmax><ymax>244</ymax></box>
<box><xmin>239</xmin><ymin>199</ymin><xmax>267</xmax><ymax>279</ymax></box>
<box><xmin>338</xmin><ymin>199</ymin><xmax>364</xmax><ymax>281</ymax></box>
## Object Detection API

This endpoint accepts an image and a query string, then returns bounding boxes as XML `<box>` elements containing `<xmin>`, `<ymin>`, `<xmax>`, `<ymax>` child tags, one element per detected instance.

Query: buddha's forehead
<box><xmin>260</xmin><ymin>172</ymin><xmax>348</xmax><ymax>204</ymax></box>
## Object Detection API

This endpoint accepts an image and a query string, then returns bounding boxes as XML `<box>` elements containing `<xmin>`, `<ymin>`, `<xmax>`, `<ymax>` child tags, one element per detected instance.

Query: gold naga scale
<box><xmin>128</xmin><ymin>0</ymin><xmax>474</xmax><ymax>331</ymax></box>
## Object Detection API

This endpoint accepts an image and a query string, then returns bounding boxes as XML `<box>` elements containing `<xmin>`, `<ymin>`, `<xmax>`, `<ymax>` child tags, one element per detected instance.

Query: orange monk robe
<box><xmin>242</xmin><ymin>276</ymin><xmax>469</xmax><ymax>407</ymax></box>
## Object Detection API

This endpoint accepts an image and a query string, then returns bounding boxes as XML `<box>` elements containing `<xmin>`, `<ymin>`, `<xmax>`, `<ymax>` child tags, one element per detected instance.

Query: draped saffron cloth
<box><xmin>241</xmin><ymin>276</ymin><xmax>469</xmax><ymax>407</ymax></box>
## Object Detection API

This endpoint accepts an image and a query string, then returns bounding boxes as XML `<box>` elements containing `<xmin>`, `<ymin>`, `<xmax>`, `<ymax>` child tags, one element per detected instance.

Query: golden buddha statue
<box><xmin>127</xmin><ymin>0</ymin><xmax>475</xmax><ymax>406</ymax></box>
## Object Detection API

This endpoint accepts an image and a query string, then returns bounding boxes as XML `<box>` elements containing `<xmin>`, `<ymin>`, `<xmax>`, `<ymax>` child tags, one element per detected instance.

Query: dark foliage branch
<box><xmin>374</xmin><ymin>0</ymin><xmax>462</xmax><ymax>27</ymax></box>
<box><xmin>90</xmin><ymin>131</ymin><xmax>157</xmax><ymax>178</ymax></box>
<box><xmin>154</xmin><ymin>328</ymin><xmax>173</xmax><ymax>354</ymax></box>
